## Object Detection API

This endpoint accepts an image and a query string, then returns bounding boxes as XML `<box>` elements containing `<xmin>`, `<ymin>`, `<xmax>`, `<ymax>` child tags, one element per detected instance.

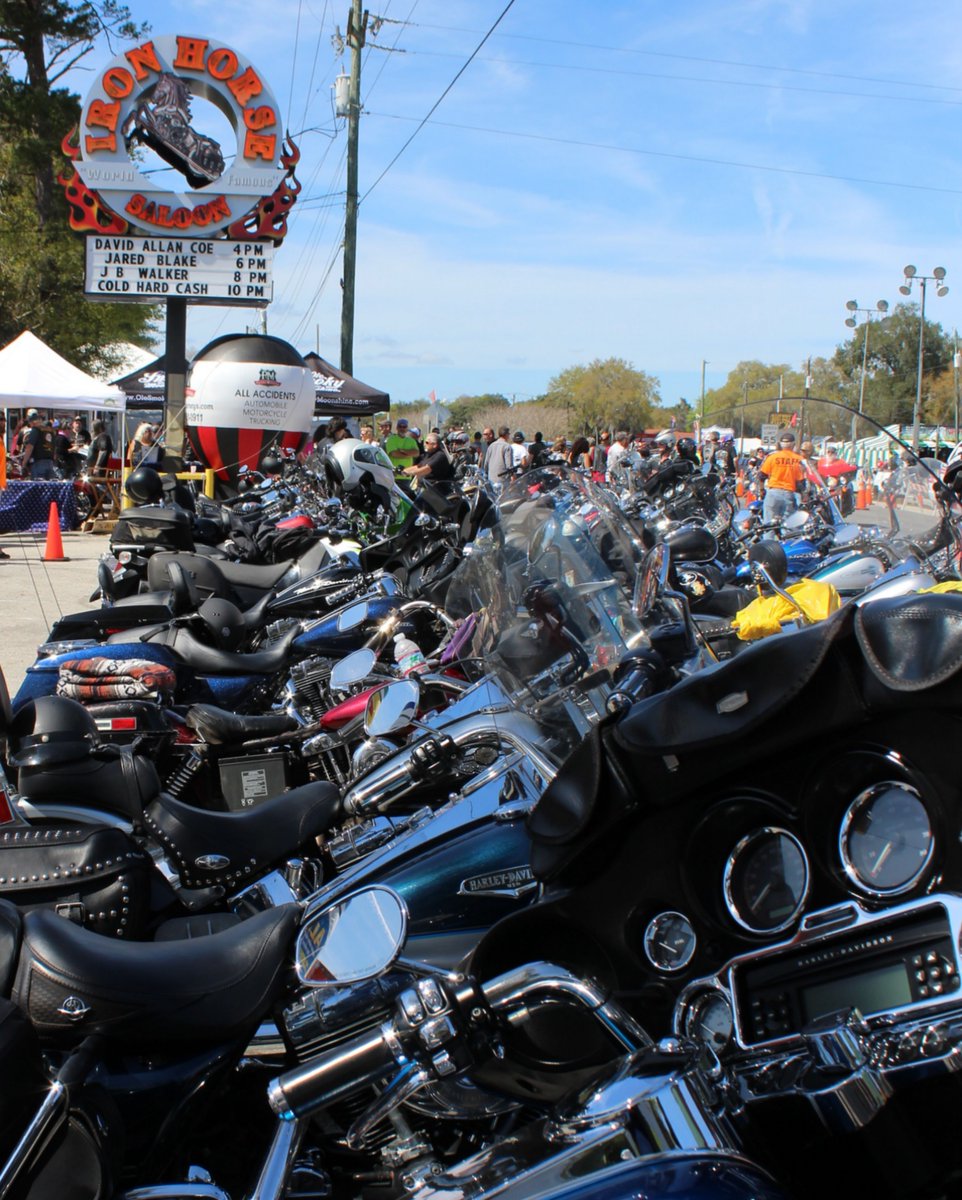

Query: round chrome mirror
<box><xmin>336</xmin><ymin>601</ymin><xmax>369</xmax><ymax>632</ymax></box>
<box><xmin>781</xmin><ymin>509</ymin><xmax>810</xmax><ymax>534</ymax></box>
<box><xmin>295</xmin><ymin>886</ymin><xmax>407</xmax><ymax>985</ymax></box>
<box><xmin>330</xmin><ymin>648</ymin><xmax>377</xmax><ymax>692</ymax></box>
<box><xmin>364</xmin><ymin>679</ymin><xmax>419</xmax><ymax>737</ymax></box>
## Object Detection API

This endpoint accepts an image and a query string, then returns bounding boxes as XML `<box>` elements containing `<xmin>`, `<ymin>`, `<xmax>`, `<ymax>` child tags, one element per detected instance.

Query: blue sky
<box><xmin>66</xmin><ymin>1</ymin><xmax>962</xmax><ymax>407</ymax></box>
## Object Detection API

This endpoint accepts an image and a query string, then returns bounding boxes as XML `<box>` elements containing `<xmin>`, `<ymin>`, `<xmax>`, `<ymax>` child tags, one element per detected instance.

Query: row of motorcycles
<box><xmin>4</xmin><ymin>399</ymin><xmax>962</xmax><ymax>1200</ymax></box>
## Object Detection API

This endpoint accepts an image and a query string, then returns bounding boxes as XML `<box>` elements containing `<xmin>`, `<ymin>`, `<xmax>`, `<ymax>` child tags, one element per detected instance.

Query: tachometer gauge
<box><xmin>643</xmin><ymin>910</ymin><xmax>697</xmax><ymax>973</ymax></box>
<box><xmin>840</xmin><ymin>782</ymin><xmax>933</xmax><ymax>897</ymax></box>
<box><xmin>724</xmin><ymin>827</ymin><xmax>809</xmax><ymax>934</ymax></box>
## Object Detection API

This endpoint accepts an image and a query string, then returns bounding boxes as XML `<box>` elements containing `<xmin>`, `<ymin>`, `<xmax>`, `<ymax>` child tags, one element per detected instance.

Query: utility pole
<box><xmin>340</xmin><ymin>0</ymin><xmax>366</xmax><ymax>376</ymax></box>
<box><xmin>700</xmin><ymin>359</ymin><xmax>708</xmax><ymax>425</ymax></box>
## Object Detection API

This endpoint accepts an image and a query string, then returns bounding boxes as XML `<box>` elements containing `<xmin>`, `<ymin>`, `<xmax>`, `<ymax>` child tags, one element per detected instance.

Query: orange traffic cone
<box><xmin>735</xmin><ymin>471</ymin><xmax>745</xmax><ymax>498</ymax></box>
<box><xmin>43</xmin><ymin>501</ymin><xmax>68</xmax><ymax>562</ymax></box>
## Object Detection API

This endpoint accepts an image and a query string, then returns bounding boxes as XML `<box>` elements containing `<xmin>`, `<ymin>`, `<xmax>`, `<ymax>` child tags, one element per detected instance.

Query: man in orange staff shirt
<box><xmin>759</xmin><ymin>430</ymin><xmax>806</xmax><ymax>525</ymax></box>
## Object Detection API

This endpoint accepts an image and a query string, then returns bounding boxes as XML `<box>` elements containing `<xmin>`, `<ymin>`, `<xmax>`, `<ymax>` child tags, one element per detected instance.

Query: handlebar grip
<box><xmin>267</xmin><ymin>1024</ymin><xmax>396</xmax><ymax>1119</ymax></box>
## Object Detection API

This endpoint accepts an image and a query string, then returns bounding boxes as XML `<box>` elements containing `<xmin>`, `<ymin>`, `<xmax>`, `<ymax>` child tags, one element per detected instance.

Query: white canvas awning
<box><xmin>0</xmin><ymin>330</ymin><xmax>126</xmax><ymax>412</ymax></box>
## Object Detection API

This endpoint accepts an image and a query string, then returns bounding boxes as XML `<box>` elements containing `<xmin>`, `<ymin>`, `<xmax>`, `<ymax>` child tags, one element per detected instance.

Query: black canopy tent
<box><xmin>303</xmin><ymin>353</ymin><xmax>389</xmax><ymax>418</ymax></box>
<box><xmin>112</xmin><ymin>353</ymin><xmax>390</xmax><ymax>418</ymax></box>
<box><xmin>111</xmin><ymin>356</ymin><xmax>166</xmax><ymax>410</ymax></box>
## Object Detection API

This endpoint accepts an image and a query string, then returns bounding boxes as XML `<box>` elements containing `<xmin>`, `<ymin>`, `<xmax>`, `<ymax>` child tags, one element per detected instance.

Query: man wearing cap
<box><xmin>759</xmin><ymin>431</ymin><xmax>805</xmax><ymax>524</ymax></box>
<box><xmin>385</xmin><ymin>418</ymin><xmax>420</xmax><ymax>479</ymax></box>
<box><xmin>605</xmin><ymin>431</ymin><xmax>630</xmax><ymax>480</ymax></box>
<box><xmin>20</xmin><ymin>411</ymin><xmax>57</xmax><ymax>480</ymax></box>
<box><xmin>703</xmin><ymin>430</ymin><xmax>736</xmax><ymax>476</ymax></box>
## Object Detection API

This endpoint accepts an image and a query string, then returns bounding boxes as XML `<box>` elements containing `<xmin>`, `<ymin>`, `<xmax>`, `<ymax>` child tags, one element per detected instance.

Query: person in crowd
<box><xmin>511</xmin><ymin>430</ymin><xmax>530</xmax><ymax>470</ymax></box>
<box><xmin>359</xmin><ymin>424</ymin><xmax>375</xmax><ymax>444</ymax></box>
<box><xmin>51</xmin><ymin>420</ymin><xmax>73</xmax><ymax>474</ymax></box>
<box><xmin>606</xmin><ymin>430</ymin><xmax>630</xmax><ymax>478</ymax></box>
<box><xmin>549</xmin><ymin>435</ymin><xmax>568</xmax><ymax>462</ymax></box>
<box><xmin>327</xmin><ymin>416</ymin><xmax>351</xmax><ymax>444</ymax></box>
<box><xmin>409</xmin><ymin>425</ymin><xmax>425</xmax><ymax>457</ymax></box>
<box><xmin>377</xmin><ymin>417</ymin><xmax>392</xmax><ymax>446</ymax></box>
<box><xmin>591</xmin><ymin>430</ymin><xmax>611</xmax><ymax>481</ymax></box>
<box><xmin>403</xmin><ymin>430</ymin><xmax>455</xmax><ymax>490</ymax></box>
<box><xmin>385</xmin><ymin>418</ymin><xmax>420</xmax><ymax>478</ymax></box>
<box><xmin>703</xmin><ymin>430</ymin><xmax>736</xmax><ymax>475</ymax></box>
<box><xmin>19</xmin><ymin>411</ymin><xmax>57</xmax><ymax>479</ymax></box>
<box><xmin>87</xmin><ymin>420</ymin><xmax>114</xmax><ymax>472</ymax></box>
<box><xmin>485</xmin><ymin>426</ymin><xmax>516</xmax><ymax>484</ymax></box>
<box><xmin>128</xmin><ymin>422</ymin><xmax>162</xmax><ymax>468</ymax></box>
<box><xmin>0</xmin><ymin>413</ymin><xmax>8</xmax><ymax>558</ymax></box>
<box><xmin>567</xmin><ymin>436</ymin><xmax>591</xmax><ymax>469</ymax></box>
<box><xmin>759</xmin><ymin>431</ymin><xmax>806</xmax><ymax>524</ymax></box>
<box><xmin>66</xmin><ymin>416</ymin><xmax>91</xmax><ymax>476</ymax></box>
<box><xmin>471</xmin><ymin>431</ymin><xmax>485</xmax><ymax>463</ymax></box>
<box><xmin>11</xmin><ymin>410</ymin><xmax>36</xmax><ymax>456</ymax></box>
<box><xmin>528</xmin><ymin>431</ymin><xmax>550</xmax><ymax>467</ymax></box>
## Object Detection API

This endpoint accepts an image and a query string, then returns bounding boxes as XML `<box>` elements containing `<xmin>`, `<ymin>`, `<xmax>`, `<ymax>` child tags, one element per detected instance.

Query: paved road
<box><xmin>2</xmin><ymin>528</ymin><xmax>107</xmax><ymax>700</ymax></box>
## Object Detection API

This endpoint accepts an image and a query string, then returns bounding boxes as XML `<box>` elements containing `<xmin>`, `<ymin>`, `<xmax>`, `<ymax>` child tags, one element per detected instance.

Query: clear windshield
<box><xmin>445</xmin><ymin>466</ymin><xmax>648</xmax><ymax>693</ymax></box>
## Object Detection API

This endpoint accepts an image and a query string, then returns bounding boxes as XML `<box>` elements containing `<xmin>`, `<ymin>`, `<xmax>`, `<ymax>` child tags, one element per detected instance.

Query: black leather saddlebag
<box><xmin>0</xmin><ymin>827</ymin><xmax>151</xmax><ymax>939</ymax></box>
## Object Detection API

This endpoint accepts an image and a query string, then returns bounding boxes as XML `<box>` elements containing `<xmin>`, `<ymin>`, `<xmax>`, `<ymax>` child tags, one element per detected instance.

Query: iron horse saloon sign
<box><xmin>63</xmin><ymin>35</ymin><xmax>299</xmax><ymax>304</ymax></box>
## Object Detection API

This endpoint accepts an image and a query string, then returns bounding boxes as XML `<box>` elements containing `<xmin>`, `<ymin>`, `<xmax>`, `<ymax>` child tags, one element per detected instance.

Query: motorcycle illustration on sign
<box><xmin>122</xmin><ymin>72</ymin><xmax>225</xmax><ymax>188</ymax></box>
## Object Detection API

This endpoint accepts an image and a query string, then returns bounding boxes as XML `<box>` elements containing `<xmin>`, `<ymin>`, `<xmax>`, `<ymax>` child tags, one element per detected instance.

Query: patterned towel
<box><xmin>57</xmin><ymin>656</ymin><xmax>177</xmax><ymax>702</ymax></box>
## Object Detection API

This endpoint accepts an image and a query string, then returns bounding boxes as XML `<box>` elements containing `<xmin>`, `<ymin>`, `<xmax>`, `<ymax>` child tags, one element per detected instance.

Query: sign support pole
<box><xmin>164</xmin><ymin>297</ymin><xmax>188</xmax><ymax>467</ymax></box>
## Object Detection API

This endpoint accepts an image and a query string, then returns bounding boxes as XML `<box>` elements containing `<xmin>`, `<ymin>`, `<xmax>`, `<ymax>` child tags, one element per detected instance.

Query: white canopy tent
<box><xmin>0</xmin><ymin>331</ymin><xmax>125</xmax><ymax>412</ymax></box>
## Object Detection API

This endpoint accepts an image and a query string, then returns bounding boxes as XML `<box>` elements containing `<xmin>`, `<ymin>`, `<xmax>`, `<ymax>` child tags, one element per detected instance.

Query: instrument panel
<box><xmin>614</xmin><ymin>730</ymin><xmax>955</xmax><ymax>1059</ymax></box>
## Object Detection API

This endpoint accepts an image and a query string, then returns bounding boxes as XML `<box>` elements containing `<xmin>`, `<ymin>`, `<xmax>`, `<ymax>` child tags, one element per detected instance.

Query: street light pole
<box><xmin>899</xmin><ymin>265</ymin><xmax>949</xmax><ymax>451</ymax></box>
<box><xmin>844</xmin><ymin>299</ymin><xmax>889</xmax><ymax>448</ymax></box>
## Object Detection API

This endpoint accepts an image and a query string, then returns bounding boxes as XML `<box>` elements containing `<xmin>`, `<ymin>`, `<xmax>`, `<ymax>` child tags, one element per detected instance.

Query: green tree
<box><xmin>703</xmin><ymin>361</ymin><xmax>802</xmax><ymax>435</ymax></box>
<box><xmin>0</xmin><ymin>0</ymin><xmax>156</xmax><ymax>371</ymax></box>
<box><xmin>832</xmin><ymin>303</ymin><xmax>951</xmax><ymax>428</ymax></box>
<box><xmin>445</xmin><ymin>393</ymin><xmax>509</xmax><ymax>429</ymax></box>
<box><xmin>544</xmin><ymin>357</ymin><xmax>660</xmax><ymax>433</ymax></box>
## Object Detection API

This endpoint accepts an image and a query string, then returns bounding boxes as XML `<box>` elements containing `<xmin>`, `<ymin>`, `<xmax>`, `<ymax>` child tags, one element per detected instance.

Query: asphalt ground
<box><xmin>1</xmin><ymin>527</ymin><xmax>107</xmax><ymax>700</ymax></box>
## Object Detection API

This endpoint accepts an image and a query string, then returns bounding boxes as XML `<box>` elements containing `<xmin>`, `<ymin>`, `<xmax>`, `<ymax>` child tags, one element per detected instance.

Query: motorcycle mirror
<box><xmin>363</xmin><ymin>679</ymin><xmax>419</xmax><ymax>738</ymax></box>
<box><xmin>330</xmin><ymin>648</ymin><xmax>377</xmax><ymax>692</ymax></box>
<box><xmin>336</xmin><ymin>601</ymin><xmax>369</xmax><ymax>632</ymax></box>
<box><xmin>295</xmin><ymin>886</ymin><xmax>407</xmax><ymax>986</ymax></box>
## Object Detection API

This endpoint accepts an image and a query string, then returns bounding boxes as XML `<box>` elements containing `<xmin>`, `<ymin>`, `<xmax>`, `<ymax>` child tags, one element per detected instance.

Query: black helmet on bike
<box><xmin>675</xmin><ymin>437</ymin><xmax>698</xmax><ymax>463</ymax></box>
<box><xmin>125</xmin><ymin>465</ymin><xmax>164</xmax><ymax>505</ymax></box>
<box><xmin>9</xmin><ymin>695</ymin><xmax>98</xmax><ymax>767</ymax></box>
<box><xmin>197</xmin><ymin>597</ymin><xmax>246</xmax><ymax>651</ymax></box>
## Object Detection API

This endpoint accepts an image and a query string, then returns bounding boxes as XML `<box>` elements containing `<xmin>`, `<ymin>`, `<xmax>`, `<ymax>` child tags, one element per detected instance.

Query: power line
<box><xmin>361</xmin><ymin>0</ymin><xmax>518</xmax><ymax>203</ymax></box>
<box><xmin>411</xmin><ymin>22</ymin><xmax>962</xmax><ymax>96</ymax></box>
<box><xmin>402</xmin><ymin>48</ymin><xmax>962</xmax><ymax>110</ymax></box>
<box><xmin>366</xmin><ymin>111</ymin><xmax>962</xmax><ymax>197</ymax></box>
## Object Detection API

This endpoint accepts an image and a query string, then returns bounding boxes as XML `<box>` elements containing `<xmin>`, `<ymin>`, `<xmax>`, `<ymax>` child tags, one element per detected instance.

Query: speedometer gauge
<box><xmin>724</xmin><ymin>827</ymin><xmax>809</xmax><ymax>934</ymax></box>
<box><xmin>840</xmin><ymin>782</ymin><xmax>933</xmax><ymax>896</ymax></box>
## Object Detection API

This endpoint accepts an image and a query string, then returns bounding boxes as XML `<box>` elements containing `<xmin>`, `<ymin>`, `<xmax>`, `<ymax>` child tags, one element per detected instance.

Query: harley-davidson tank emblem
<box><xmin>458</xmin><ymin>866</ymin><xmax>536</xmax><ymax>899</ymax></box>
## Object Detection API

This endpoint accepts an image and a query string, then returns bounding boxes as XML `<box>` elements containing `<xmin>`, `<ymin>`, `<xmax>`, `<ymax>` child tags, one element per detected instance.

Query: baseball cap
<box><xmin>410</xmin><ymin>426</ymin><xmax>420</xmax><ymax>437</ymax></box>
<box><xmin>396</xmin><ymin>418</ymin><xmax>409</xmax><ymax>429</ymax></box>
<box><xmin>778</xmin><ymin>431</ymin><xmax>796</xmax><ymax>445</ymax></box>
<box><xmin>513</xmin><ymin>430</ymin><xmax>525</xmax><ymax>442</ymax></box>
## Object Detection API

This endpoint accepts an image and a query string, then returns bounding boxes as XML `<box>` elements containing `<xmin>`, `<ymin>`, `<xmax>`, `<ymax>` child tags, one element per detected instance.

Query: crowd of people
<box><xmin>0</xmin><ymin>410</ymin><xmax>142</xmax><ymax>482</ymax></box>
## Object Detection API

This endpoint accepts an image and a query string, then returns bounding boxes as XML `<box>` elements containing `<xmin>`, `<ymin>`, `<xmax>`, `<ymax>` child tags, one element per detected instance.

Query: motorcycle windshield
<box><xmin>445</xmin><ymin>466</ymin><xmax>647</xmax><ymax>698</ymax></box>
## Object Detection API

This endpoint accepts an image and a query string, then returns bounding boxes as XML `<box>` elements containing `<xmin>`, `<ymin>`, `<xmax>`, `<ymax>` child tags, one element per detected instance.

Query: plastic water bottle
<box><xmin>394</xmin><ymin>632</ymin><xmax>427</xmax><ymax>676</ymax></box>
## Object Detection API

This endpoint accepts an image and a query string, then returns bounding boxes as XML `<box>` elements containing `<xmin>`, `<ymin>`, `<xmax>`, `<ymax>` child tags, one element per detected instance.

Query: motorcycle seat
<box><xmin>142</xmin><ymin>779</ymin><xmax>340</xmax><ymax>889</ymax></box>
<box><xmin>12</xmin><ymin>901</ymin><xmax>299</xmax><ymax>1043</ymax></box>
<box><xmin>186</xmin><ymin>703</ymin><xmax>299</xmax><ymax>745</ymax></box>
<box><xmin>215</xmin><ymin>558</ymin><xmax>293</xmax><ymax>589</ymax></box>
<box><xmin>164</xmin><ymin>625</ymin><xmax>299</xmax><ymax>675</ymax></box>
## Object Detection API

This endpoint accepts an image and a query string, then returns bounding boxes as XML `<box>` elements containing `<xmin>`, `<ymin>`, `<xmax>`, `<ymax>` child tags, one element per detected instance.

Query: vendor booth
<box><xmin>0</xmin><ymin>330</ymin><xmax>126</xmax><ymax>531</ymax></box>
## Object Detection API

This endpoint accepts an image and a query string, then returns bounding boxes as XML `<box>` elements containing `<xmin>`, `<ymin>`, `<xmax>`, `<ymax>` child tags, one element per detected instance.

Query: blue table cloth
<box><xmin>0</xmin><ymin>480</ymin><xmax>78</xmax><ymax>532</ymax></box>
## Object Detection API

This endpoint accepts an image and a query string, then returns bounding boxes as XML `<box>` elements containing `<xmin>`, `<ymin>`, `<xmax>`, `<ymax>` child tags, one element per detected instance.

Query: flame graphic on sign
<box><xmin>226</xmin><ymin>136</ymin><xmax>301</xmax><ymax>244</ymax></box>
<box><xmin>58</xmin><ymin>128</ymin><xmax>129</xmax><ymax>235</ymax></box>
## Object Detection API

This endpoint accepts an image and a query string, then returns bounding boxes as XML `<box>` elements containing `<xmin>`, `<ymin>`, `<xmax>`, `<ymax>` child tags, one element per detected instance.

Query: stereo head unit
<box><xmin>731</xmin><ymin>903</ymin><xmax>960</xmax><ymax>1047</ymax></box>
